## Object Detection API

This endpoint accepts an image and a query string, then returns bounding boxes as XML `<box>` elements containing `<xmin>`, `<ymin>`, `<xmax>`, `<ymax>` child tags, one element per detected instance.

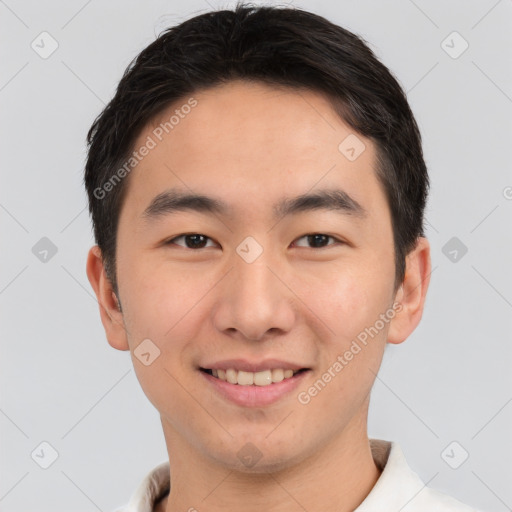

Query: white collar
<box><xmin>118</xmin><ymin>439</ymin><xmax>477</xmax><ymax>512</ymax></box>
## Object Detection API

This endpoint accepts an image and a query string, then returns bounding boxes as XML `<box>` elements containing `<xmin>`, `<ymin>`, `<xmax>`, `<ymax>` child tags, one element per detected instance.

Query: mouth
<box><xmin>200</xmin><ymin>367</ymin><xmax>309</xmax><ymax>386</ymax></box>
<box><xmin>199</xmin><ymin>365</ymin><xmax>311</xmax><ymax>407</ymax></box>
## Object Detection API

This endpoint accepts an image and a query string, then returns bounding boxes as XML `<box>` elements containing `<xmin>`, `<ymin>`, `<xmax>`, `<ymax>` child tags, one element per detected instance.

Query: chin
<box><xmin>205</xmin><ymin>435</ymin><xmax>308</xmax><ymax>474</ymax></box>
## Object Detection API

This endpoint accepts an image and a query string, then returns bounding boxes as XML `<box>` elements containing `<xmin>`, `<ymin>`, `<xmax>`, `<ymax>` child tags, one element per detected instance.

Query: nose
<box><xmin>212</xmin><ymin>244</ymin><xmax>296</xmax><ymax>342</ymax></box>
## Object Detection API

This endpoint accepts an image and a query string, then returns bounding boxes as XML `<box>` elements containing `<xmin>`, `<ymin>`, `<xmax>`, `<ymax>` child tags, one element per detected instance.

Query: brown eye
<box><xmin>166</xmin><ymin>234</ymin><xmax>215</xmax><ymax>249</ymax></box>
<box><xmin>293</xmin><ymin>234</ymin><xmax>340</xmax><ymax>249</ymax></box>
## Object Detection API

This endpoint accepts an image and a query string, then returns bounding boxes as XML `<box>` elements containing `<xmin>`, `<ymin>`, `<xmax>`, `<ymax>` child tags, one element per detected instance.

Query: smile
<box><xmin>201</xmin><ymin>368</ymin><xmax>306</xmax><ymax>386</ymax></box>
<box><xmin>199</xmin><ymin>367</ymin><xmax>311</xmax><ymax>407</ymax></box>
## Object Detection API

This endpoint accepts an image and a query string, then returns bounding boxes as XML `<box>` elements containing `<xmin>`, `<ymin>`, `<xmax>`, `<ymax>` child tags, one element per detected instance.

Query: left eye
<box><xmin>293</xmin><ymin>234</ymin><xmax>340</xmax><ymax>249</ymax></box>
<box><xmin>166</xmin><ymin>233</ymin><xmax>341</xmax><ymax>250</ymax></box>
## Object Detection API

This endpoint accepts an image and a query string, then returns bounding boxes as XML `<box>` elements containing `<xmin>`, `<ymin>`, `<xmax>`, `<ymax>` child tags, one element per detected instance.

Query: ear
<box><xmin>86</xmin><ymin>245</ymin><xmax>129</xmax><ymax>351</ymax></box>
<box><xmin>387</xmin><ymin>237</ymin><xmax>431</xmax><ymax>345</ymax></box>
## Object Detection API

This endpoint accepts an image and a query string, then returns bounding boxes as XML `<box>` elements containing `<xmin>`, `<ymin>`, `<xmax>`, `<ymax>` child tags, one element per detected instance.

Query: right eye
<box><xmin>164</xmin><ymin>233</ymin><xmax>217</xmax><ymax>249</ymax></box>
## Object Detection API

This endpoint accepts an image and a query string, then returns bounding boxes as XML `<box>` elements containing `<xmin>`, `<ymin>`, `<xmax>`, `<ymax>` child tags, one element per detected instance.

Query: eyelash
<box><xmin>165</xmin><ymin>233</ymin><xmax>343</xmax><ymax>250</ymax></box>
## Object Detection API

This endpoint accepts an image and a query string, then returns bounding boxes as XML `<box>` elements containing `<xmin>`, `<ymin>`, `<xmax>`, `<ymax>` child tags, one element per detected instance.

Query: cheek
<box><xmin>297</xmin><ymin>263</ymin><xmax>392</xmax><ymax>404</ymax></box>
<box><xmin>297</xmin><ymin>264</ymin><xmax>390</xmax><ymax>344</ymax></box>
<box><xmin>120</xmin><ymin>264</ymin><xmax>210</xmax><ymax>417</ymax></box>
<box><xmin>119</xmin><ymin>257</ymin><xmax>216</xmax><ymax>349</ymax></box>
<box><xmin>297</xmin><ymin>274</ymin><xmax>389</xmax><ymax>415</ymax></box>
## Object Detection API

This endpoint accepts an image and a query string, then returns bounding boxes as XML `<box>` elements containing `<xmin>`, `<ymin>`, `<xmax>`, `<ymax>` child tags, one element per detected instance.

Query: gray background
<box><xmin>1</xmin><ymin>0</ymin><xmax>511</xmax><ymax>510</ymax></box>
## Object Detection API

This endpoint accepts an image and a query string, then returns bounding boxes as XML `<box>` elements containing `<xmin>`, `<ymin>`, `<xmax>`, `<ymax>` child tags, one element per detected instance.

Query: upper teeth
<box><xmin>211</xmin><ymin>368</ymin><xmax>298</xmax><ymax>386</ymax></box>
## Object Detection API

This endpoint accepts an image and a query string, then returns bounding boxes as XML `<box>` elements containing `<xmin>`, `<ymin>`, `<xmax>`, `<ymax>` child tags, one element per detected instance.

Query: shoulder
<box><xmin>359</xmin><ymin>439</ymin><xmax>481</xmax><ymax>512</ymax></box>
<box><xmin>404</xmin><ymin>485</ymin><xmax>481</xmax><ymax>511</ymax></box>
<box><xmin>110</xmin><ymin>460</ymin><xmax>171</xmax><ymax>512</ymax></box>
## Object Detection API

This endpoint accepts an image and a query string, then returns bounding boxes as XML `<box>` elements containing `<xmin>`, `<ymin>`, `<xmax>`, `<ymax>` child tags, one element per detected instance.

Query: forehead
<box><xmin>148</xmin><ymin>80</ymin><xmax>368</xmax><ymax>165</ymax></box>
<box><xmin>121</xmin><ymin>80</ymin><xmax>386</xmax><ymax>222</ymax></box>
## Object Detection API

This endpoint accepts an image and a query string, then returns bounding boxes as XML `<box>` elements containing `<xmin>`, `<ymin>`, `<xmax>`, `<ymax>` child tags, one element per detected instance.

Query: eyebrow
<box><xmin>141</xmin><ymin>187</ymin><xmax>367</xmax><ymax>222</ymax></box>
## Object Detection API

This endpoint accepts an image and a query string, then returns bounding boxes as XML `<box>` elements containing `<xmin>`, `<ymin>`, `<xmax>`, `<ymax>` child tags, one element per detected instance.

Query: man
<box><xmin>85</xmin><ymin>3</ymin><xmax>479</xmax><ymax>511</ymax></box>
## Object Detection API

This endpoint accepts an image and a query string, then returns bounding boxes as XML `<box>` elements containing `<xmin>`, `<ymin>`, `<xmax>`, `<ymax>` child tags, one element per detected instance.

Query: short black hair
<box><xmin>84</xmin><ymin>2</ymin><xmax>429</xmax><ymax>297</ymax></box>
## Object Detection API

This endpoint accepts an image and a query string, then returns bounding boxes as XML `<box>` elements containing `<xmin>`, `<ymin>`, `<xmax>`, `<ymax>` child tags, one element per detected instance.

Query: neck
<box><xmin>160</xmin><ymin>410</ymin><xmax>381</xmax><ymax>512</ymax></box>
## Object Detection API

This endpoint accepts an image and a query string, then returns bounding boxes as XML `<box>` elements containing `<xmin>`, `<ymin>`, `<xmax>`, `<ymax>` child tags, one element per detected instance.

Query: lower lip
<box><xmin>200</xmin><ymin>370</ymin><xmax>310</xmax><ymax>407</ymax></box>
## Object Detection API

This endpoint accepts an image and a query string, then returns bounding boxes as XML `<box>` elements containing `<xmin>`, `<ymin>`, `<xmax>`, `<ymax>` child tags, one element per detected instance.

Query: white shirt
<box><xmin>113</xmin><ymin>439</ymin><xmax>480</xmax><ymax>512</ymax></box>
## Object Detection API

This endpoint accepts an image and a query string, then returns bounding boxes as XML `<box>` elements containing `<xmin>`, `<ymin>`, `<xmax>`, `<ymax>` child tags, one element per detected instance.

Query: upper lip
<box><xmin>200</xmin><ymin>358</ymin><xmax>310</xmax><ymax>373</ymax></box>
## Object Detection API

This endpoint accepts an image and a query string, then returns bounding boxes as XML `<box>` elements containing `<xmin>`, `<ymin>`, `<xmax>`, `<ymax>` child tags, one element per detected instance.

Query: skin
<box><xmin>87</xmin><ymin>80</ymin><xmax>431</xmax><ymax>512</ymax></box>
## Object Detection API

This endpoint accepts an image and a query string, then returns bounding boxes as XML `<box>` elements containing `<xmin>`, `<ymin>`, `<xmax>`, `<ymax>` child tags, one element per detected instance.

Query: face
<box><xmin>89</xmin><ymin>80</ymin><xmax>427</xmax><ymax>472</ymax></box>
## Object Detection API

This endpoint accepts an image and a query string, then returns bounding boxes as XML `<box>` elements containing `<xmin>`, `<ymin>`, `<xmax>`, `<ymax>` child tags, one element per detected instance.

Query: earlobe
<box><xmin>86</xmin><ymin>245</ymin><xmax>130</xmax><ymax>351</ymax></box>
<box><xmin>387</xmin><ymin>237</ymin><xmax>431</xmax><ymax>345</ymax></box>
